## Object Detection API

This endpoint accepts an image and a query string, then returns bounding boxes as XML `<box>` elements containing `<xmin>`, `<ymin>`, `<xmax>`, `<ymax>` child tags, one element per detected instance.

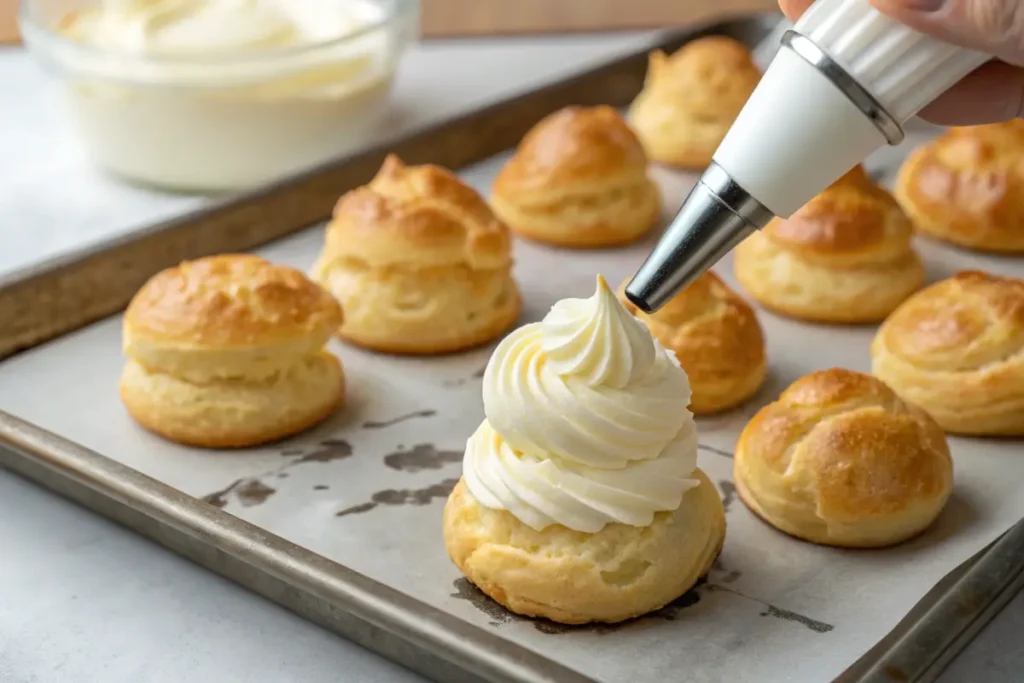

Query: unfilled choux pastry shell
<box><xmin>120</xmin><ymin>254</ymin><xmax>345</xmax><ymax>448</ymax></box>
<box><xmin>871</xmin><ymin>271</ymin><xmax>1024</xmax><ymax>436</ymax></box>
<box><xmin>620</xmin><ymin>272</ymin><xmax>767</xmax><ymax>414</ymax></box>
<box><xmin>489</xmin><ymin>105</ymin><xmax>661</xmax><ymax>248</ymax></box>
<box><xmin>895</xmin><ymin>121</ymin><xmax>1024</xmax><ymax>253</ymax></box>
<box><xmin>443</xmin><ymin>470</ymin><xmax>725</xmax><ymax>625</ymax></box>
<box><xmin>628</xmin><ymin>36</ymin><xmax>760</xmax><ymax>169</ymax></box>
<box><xmin>734</xmin><ymin>369</ymin><xmax>953</xmax><ymax>548</ymax></box>
<box><xmin>733</xmin><ymin>165</ymin><xmax>925</xmax><ymax>324</ymax></box>
<box><xmin>312</xmin><ymin>154</ymin><xmax>522</xmax><ymax>355</ymax></box>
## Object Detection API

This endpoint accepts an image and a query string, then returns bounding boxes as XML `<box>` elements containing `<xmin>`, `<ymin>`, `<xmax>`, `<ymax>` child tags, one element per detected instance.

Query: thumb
<box><xmin>871</xmin><ymin>0</ymin><xmax>1024</xmax><ymax>66</ymax></box>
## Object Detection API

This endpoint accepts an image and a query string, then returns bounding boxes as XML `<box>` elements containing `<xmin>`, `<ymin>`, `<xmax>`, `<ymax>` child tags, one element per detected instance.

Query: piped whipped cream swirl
<box><xmin>463</xmin><ymin>275</ymin><xmax>700</xmax><ymax>533</ymax></box>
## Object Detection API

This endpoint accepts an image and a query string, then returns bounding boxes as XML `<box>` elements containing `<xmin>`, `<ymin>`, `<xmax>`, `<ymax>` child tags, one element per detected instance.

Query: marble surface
<box><xmin>0</xmin><ymin>28</ymin><xmax>1021</xmax><ymax>683</ymax></box>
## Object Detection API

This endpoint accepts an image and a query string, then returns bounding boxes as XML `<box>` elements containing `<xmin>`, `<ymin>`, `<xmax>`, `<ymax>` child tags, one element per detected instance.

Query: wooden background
<box><xmin>2</xmin><ymin>0</ymin><xmax>778</xmax><ymax>44</ymax></box>
<box><xmin>419</xmin><ymin>0</ymin><xmax>777</xmax><ymax>37</ymax></box>
<box><xmin>2</xmin><ymin>0</ymin><xmax>16</xmax><ymax>44</ymax></box>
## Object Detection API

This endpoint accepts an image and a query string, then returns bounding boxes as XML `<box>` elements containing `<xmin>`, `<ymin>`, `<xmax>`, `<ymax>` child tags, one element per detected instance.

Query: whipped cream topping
<box><xmin>62</xmin><ymin>0</ymin><xmax>374</xmax><ymax>56</ymax></box>
<box><xmin>463</xmin><ymin>275</ymin><xmax>701</xmax><ymax>533</ymax></box>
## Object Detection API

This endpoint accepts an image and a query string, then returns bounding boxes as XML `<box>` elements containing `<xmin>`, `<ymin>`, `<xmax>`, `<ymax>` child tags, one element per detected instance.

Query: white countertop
<box><xmin>0</xmin><ymin>30</ymin><xmax>1020</xmax><ymax>683</ymax></box>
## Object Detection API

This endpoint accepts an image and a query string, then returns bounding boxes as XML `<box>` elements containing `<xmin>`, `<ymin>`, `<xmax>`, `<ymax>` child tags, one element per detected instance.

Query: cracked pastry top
<box><xmin>895</xmin><ymin>120</ymin><xmax>1024</xmax><ymax>253</ymax></box>
<box><xmin>871</xmin><ymin>270</ymin><xmax>1024</xmax><ymax>436</ymax></box>
<box><xmin>734</xmin><ymin>368</ymin><xmax>953</xmax><ymax>548</ymax></box>
<box><xmin>120</xmin><ymin>254</ymin><xmax>345</xmax><ymax>448</ymax></box>
<box><xmin>489</xmin><ymin>105</ymin><xmax>661</xmax><ymax>248</ymax></box>
<box><xmin>620</xmin><ymin>271</ymin><xmax>767</xmax><ymax>414</ymax></box>
<box><xmin>733</xmin><ymin>165</ymin><xmax>925</xmax><ymax>324</ymax></box>
<box><xmin>628</xmin><ymin>35</ymin><xmax>761</xmax><ymax>169</ymax></box>
<box><xmin>312</xmin><ymin>154</ymin><xmax>522</xmax><ymax>354</ymax></box>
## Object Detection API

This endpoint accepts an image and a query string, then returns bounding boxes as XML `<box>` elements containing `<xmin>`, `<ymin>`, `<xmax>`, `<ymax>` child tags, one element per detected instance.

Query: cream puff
<box><xmin>871</xmin><ymin>271</ymin><xmax>1024</xmax><ymax>436</ymax></box>
<box><xmin>445</xmin><ymin>276</ymin><xmax>725</xmax><ymax>624</ymax></box>
<box><xmin>120</xmin><ymin>254</ymin><xmax>345</xmax><ymax>448</ymax></box>
<box><xmin>489</xmin><ymin>105</ymin><xmax>661</xmax><ymax>248</ymax></box>
<box><xmin>733</xmin><ymin>165</ymin><xmax>925</xmax><ymax>323</ymax></box>
<box><xmin>895</xmin><ymin>121</ymin><xmax>1024</xmax><ymax>253</ymax></box>
<box><xmin>628</xmin><ymin>36</ymin><xmax>760</xmax><ymax>168</ymax></box>
<box><xmin>734</xmin><ymin>368</ymin><xmax>953</xmax><ymax>548</ymax></box>
<box><xmin>620</xmin><ymin>271</ymin><xmax>766</xmax><ymax>414</ymax></box>
<box><xmin>311</xmin><ymin>155</ymin><xmax>521</xmax><ymax>355</ymax></box>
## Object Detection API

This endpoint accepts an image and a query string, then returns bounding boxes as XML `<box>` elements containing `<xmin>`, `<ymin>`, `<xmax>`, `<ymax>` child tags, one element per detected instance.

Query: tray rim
<box><xmin>2</xmin><ymin>12</ymin><xmax>1023</xmax><ymax>683</ymax></box>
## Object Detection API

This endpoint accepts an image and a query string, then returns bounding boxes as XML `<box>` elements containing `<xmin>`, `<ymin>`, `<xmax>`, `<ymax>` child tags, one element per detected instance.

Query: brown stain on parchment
<box><xmin>718</xmin><ymin>480</ymin><xmax>737</xmax><ymax>513</ymax></box>
<box><xmin>699</xmin><ymin>443</ymin><xmax>734</xmax><ymax>459</ymax></box>
<box><xmin>449</xmin><ymin>578</ymin><xmax>705</xmax><ymax>634</ymax></box>
<box><xmin>236</xmin><ymin>480</ymin><xmax>276</xmax><ymax>507</ymax></box>
<box><xmin>450</xmin><ymin>570</ymin><xmax>834</xmax><ymax>636</ymax></box>
<box><xmin>203</xmin><ymin>479</ymin><xmax>277</xmax><ymax>509</ymax></box>
<box><xmin>294</xmin><ymin>439</ymin><xmax>352</xmax><ymax>463</ymax></box>
<box><xmin>363</xmin><ymin>410</ymin><xmax>437</xmax><ymax>429</ymax></box>
<box><xmin>335</xmin><ymin>478</ymin><xmax>459</xmax><ymax>518</ymax></box>
<box><xmin>200</xmin><ymin>438</ymin><xmax>353</xmax><ymax>508</ymax></box>
<box><xmin>757</xmin><ymin>604</ymin><xmax>833</xmax><ymax>633</ymax></box>
<box><xmin>384</xmin><ymin>444</ymin><xmax>461</xmax><ymax>472</ymax></box>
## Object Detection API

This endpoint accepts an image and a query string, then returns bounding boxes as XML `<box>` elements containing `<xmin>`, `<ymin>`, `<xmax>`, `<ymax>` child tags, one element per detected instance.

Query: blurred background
<box><xmin>1</xmin><ymin>0</ymin><xmax>779</xmax><ymax>42</ymax></box>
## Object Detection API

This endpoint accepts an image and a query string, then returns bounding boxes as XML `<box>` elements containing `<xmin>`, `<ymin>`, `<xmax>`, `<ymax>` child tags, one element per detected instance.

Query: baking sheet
<box><xmin>0</xmin><ymin>125</ymin><xmax>1022</xmax><ymax>683</ymax></box>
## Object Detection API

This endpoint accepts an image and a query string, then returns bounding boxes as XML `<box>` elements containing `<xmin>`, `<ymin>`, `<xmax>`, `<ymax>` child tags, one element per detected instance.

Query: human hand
<box><xmin>778</xmin><ymin>0</ymin><xmax>1024</xmax><ymax>125</ymax></box>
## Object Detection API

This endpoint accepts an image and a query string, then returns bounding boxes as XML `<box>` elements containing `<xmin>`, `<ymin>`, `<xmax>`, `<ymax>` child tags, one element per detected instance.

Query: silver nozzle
<box><xmin>625</xmin><ymin>162</ymin><xmax>775</xmax><ymax>314</ymax></box>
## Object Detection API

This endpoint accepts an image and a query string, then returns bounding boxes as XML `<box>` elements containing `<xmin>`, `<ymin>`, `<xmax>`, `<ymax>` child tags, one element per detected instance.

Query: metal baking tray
<box><xmin>2</xmin><ymin>14</ymin><xmax>1024</xmax><ymax>683</ymax></box>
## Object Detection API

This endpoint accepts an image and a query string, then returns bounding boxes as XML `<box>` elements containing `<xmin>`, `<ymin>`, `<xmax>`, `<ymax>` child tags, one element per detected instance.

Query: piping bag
<box><xmin>624</xmin><ymin>0</ymin><xmax>992</xmax><ymax>314</ymax></box>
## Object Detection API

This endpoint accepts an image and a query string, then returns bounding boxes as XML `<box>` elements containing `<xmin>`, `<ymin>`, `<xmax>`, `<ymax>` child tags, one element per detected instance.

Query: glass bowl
<box><xmin>20</xmin><ymin>0</ymin><xmax>419</xmax><ymax>192</ymax></box>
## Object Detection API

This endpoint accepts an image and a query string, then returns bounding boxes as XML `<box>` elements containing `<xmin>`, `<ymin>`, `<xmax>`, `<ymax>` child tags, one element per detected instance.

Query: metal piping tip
<box><xmin>625</xmin><ymin>162</ymin><xmax>775</xmax><ymax>314</ymax></box>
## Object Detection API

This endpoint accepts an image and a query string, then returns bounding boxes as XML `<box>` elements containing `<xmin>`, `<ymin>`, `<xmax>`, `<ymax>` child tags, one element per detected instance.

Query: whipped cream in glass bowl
<box><xmin>20</xmin><ymin>0</ymin><xmax>418</xmax><ymax>192</ymax></box>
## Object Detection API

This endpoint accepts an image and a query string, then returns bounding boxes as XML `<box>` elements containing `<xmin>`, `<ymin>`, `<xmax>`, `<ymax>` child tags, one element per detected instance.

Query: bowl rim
<box><xmin>18</xmin><ymin>0</ymin><xmax>419</xmax><ymax>70</ymax></box>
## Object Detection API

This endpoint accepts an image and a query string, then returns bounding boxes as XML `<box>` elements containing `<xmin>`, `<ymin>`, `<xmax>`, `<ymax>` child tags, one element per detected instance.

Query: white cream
<box><xmin>63</xmin><ymin>0</ymin><xmax>373</xmax><ymax>58</ymax></box>
<box><xmin>463</xmin><ymin>275</ymin><xmax>702</xmax><ymax>533</ymax></box>
<box><xmin>45</xmin><ymin>0</ymin><xmax>408</xmax><ymax>191</ymax></box>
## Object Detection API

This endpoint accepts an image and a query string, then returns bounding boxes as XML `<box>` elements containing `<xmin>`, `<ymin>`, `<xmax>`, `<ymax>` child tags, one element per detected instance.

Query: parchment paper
<box><xmin>1</xmin><ymin>125</ymin><xmax>1022</xmax><ymax>683</ymax></box>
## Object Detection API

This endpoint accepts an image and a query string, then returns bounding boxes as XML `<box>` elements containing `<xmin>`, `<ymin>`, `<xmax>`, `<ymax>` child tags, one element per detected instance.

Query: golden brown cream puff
<box><xmin>120</xmin><ymin>254</ymin><xmax>345</xmax><ymax>448</ymax></box>
<box><xmin>489</xmin><ymin>105</ymin><xmax>661</xmax><ymax>248</ymax></box>
<box><xmin>733</xmin><ymin>165</ymin><xmax>925</xmax><ymax>324</ymax></box>
<box><xmin>628</xmin><ymin>36</ymin><xmax>760</xmax><ymax>168</ymax></box>
<box><xmin>444</xmin><ymin>470</ymin><xmax>724</xmax><ymax>625</ymax></box>
<box><xmin>312</xmin><ymin>155</ymin><xmax>521</xmax><ymax>355</ymax></box>
<box><xmin>621</xmin><ymin>272</ymin><xmax>767</xmax><ymax>414</ymax></box>
<box><xmin>445</xmin><ymin>275</ymin><xmax>725</xmax><ymax>624</ymax></box>
<box><xmin>871</xmin><ymin>270</ymin><xmax>1024</xmax><ymax>436</ymax></box>
<box><xmin>734</xmin><ymin>368</ymin><xmax>953</xmax><ymax>548</ymax></box>
<box><xmin>895</xmin><ymin>121</ymin><xmax>1024</xmax><ymax>253</ymax></box>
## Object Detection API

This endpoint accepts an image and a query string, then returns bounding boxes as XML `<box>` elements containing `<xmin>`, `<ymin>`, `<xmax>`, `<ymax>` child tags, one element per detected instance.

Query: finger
<box><xmin>870</xmin><ymin>0</ymin><xmax>1024</xmax><ymax>66</ymax></box>
<box><xmin>777</xmin><ymin>0</ymin><xmax>814</xmax><ymax>22</ymax></box>
<box><xmin>916</xmin><ymin>60</ymin><xmax>1024</xmax><ymax>124</ymax></box>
